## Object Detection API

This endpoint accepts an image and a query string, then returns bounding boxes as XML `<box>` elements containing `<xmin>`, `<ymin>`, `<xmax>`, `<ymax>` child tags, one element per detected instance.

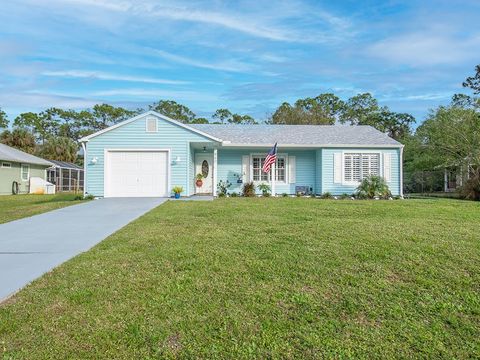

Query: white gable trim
<box><xmin>79</xmin><ymin>111</ymin><xmax>223</xmax><ymax>143</ymax></box>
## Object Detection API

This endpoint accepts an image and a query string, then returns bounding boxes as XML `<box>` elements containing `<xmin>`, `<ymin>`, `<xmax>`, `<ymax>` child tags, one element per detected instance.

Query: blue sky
<box><xmin>1</xmin><ymin>0</ymin><xmax>479</xmax><ymax>124</ymax></box>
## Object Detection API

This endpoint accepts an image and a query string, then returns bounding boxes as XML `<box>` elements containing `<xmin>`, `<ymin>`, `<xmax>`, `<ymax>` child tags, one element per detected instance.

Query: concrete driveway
<box><xmin>0</xmin><ymin>197</ymin><xmax>167</xmax><ymax>301</ymax></box>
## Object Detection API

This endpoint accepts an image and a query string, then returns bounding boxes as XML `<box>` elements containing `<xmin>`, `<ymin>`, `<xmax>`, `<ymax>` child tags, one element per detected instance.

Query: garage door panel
<box><xmin>106</xmin><ymin>151</ymin><xmax>168</xmax><ymax>197</ymax></box>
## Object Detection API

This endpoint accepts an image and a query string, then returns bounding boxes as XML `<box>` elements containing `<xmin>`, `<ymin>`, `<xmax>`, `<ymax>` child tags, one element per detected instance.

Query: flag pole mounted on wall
<box><xmin>262</xmin><ymin>143</ymin><xmax>278</xmax><ymax>197</ymax></box>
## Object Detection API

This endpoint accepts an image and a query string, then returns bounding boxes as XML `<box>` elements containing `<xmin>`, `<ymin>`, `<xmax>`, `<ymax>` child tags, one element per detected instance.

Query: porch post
<box><xmin>213</xmin><ymin>148</ymin><xmax>218</xmax><ymax>197</ymax></box>
<box><xmin>444</xmin><ymin>169</ymin><xmax>448</xmax><ymax>192</ymax></box>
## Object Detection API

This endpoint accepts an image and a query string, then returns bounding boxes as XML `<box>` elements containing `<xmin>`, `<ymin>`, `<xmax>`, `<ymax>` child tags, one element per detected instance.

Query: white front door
<box><xmin>195</xmin><ymin>154</ymin><xmax>213</xmax><ymax>194</ymax></box>
<box><xmin>106</xmin><ymin>151</ymin><xmax>169</xmax><ymax>197</ymax></box>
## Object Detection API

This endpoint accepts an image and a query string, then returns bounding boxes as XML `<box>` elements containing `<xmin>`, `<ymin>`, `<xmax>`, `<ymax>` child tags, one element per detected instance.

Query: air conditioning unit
<box><xmin>295</xmin><ymin>186</ymin><xmax>312</xmax><ymax>195</ymax></box>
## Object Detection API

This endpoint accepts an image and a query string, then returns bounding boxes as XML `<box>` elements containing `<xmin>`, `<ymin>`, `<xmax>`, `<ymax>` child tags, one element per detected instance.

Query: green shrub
<box><xmin>74</xmin><ymin>194</ymin><xmax>94</xmax><ymax>201</ymax></box>
<box><xmin>217</xmin><ymin>180</ymin><xmax>232</xmax><ymax>196</ymax></box>
<box><xmin>321</xmin><ymin>192</ymin><xmax>333</xmax><ymax>199</ymax></box>
<box><xmin>459</xmin><ymin>169</ymin><xmax>480</xmax><ymax>201</ymax></box>
<box><xmin>282</xmin><ymin>193</ymin><xmax>288</xmax><ymax>197</ymax></box>
<box><xmin>230</xmin><ymin>192</ymin><xmax>238</xmax><ymax>197</ymax></box>
<box><xmin>257</xmin><ymin>183</ymin><xmax>271</xmax><ymax>197</ymax></box>
<box><xmin>242</xmin><ymin>182</ymin><xmax>256</xmax><ymax>197</ymax></box>
<box><xmin>356</xmin><ymin>175</ymin><xmax>391</xmax><ymax>199</ymax></box>
<box><xmin>340</xmin><ymin>193</ymin><xmax>351</xmax><ymax>200</ymax></box>
<box><xmin>218</xmin><ymin>192</ymin><xmax>226</xmax><ymax>198</ymax></box>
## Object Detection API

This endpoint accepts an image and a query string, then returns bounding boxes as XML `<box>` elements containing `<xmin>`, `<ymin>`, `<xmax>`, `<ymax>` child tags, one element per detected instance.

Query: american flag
<box><xmin>262</xmin><ymin>143</ymin><xmax>277</xmax><ymax>173</ymax></box>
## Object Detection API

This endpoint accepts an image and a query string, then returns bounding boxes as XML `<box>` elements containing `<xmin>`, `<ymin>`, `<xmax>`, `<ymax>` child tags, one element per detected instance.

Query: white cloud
<box><xmin>382</xmin><ymin>92</ymin><xmax>453</xmax><ymax>101</ymax></box>
<box><xmin>367</xmin><ymin>31</ymin><xmax>480</xmax><ymax>66</ymax></box>
<box><xmin>42</xmin><ymin>70</ymin><xmax>189</xmax><ymax>85</ymax></box>
<box><xmin>42</xmin><ymin>0</ymin><xmax>350</xmax><ymax>43</ymax></box>
<box><xmin>92</xmin><ymin>88</ymin><xmax>218</xmax><ymax>102</ymax></box>
<box><xmin>0</xmin><ymin>91</ymin><xmax>98</xmax><ymax>109</ymax></box>
<box><xmin>151</xmin><ymin>49</ymin><xmax>255</xmax><ymax>73</ymax></box>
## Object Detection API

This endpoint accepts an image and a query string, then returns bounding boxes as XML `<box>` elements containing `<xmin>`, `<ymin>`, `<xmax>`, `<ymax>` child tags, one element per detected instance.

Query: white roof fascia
<box><xmin>79</xmin><ymin>111</ymin><xmax>223</xmax><ymax>143</ymax></box>
<box><xmin>221</xmin><ymin>142</ymin><xmax>404</xmax><ymax>148</ymax></box>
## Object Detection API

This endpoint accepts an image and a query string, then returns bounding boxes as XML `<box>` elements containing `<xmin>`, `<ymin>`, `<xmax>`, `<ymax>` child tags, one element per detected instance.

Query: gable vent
<box><xmin>146</xmin><ymin>117</ymin><xmax>158</xmax><ymax>132</ymax></box>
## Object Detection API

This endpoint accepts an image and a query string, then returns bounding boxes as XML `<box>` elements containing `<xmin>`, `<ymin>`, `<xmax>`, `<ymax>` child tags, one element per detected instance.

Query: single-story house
<box><xmin>80</xmin><ymin>111</ymin><xmax>404</xmax><ymax>198</ymax></box>
<box><xmin>0</xmin><ymin>143</ymin><xmax>53</xmax><ymax>195</ymax></box>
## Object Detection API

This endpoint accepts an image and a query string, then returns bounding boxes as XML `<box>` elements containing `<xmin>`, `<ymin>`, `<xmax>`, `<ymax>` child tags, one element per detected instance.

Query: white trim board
<box><xmin>222</xmin><ymin>143</ymin><xmax>403</xmax><ymax>149</ymax></box>
<box><xmin>80</xmin><ymin>111</ymin><xmax>223</xmax><ymax>143</ymax></box>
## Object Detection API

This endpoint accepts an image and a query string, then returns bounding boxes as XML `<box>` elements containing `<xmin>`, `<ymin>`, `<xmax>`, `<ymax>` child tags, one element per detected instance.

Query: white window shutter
<box><xmin>334</xmin><ymin>152</ymin><xmax>342</xmax><ymax>184</ymax></box>
<box><xmin>383</xmin><ymin>153</ymin><xmax>392</xmax><ymax>182</ymax></box>
<box><xmin>288</xmin><ymin>156</ymin><xmax>296</xmax><ymax>183</ymax></box>
<box><xmin>242</xmin><ymin>155</ymin><xmax>250</xmax><ymax>182</ymax></box>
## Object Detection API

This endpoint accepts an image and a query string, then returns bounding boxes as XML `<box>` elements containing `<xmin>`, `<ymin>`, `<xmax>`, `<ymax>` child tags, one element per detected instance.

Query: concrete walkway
<box><xmin>0</xmin><ymin>197</ymin><xmax>167</xmax><ymax>301</ymax></box>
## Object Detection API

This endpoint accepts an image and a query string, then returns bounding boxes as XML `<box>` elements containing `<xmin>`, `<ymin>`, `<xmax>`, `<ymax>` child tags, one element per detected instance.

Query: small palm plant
<box><xmin>257</xmin><ymin>183</ymin><xmax>271</xmax><ymax>197</ymax></box>
<box><xmin>356</xmin><ymin>175</ymin><xmax>391</xmax><ymax>199</ymax></box>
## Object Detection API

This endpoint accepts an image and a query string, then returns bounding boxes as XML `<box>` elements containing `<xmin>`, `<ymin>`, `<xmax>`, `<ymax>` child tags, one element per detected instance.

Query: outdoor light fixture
<box><xmin>172</xmin><ymin>156</ymin><xmax>181</xmax><ymax>165</ymax></box>
<box><xmin>90</xmin><ymin>157</ymin><xmax>98</xmax><ymax>165</ymax></box>
<box><xmin>202</xmin><ymin>146</ymin><xmax>207</xmax><ymax>152</ymax></box>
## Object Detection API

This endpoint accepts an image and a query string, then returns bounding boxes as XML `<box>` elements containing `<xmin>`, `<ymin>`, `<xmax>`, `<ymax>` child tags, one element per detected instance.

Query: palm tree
<box><xmin>0</xmin><ymin>128</ymin><xmax>37</xmax><ymax>154</ymax></box>
<box><xmin>38</xmin><ymin>136</ymin><xmax>78</xmax><ymax>163</ymax></box>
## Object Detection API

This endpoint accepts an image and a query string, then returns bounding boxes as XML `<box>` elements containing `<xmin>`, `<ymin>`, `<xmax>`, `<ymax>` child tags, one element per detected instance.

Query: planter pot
<box><xmin>174</xmin><ymin>193</ymin><xmax>180</xmax><ymax>199</ymax></box>
<box><xmin>196</xmin><ymin>179</ymin><xmax>203</xmax><ymax>187</ymax></box>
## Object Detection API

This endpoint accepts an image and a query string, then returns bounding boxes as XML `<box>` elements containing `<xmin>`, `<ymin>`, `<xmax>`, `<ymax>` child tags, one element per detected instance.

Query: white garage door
<box><xmin>106</xmin><ymin>151</ymin><xmax>169</xmax><ymax>197</ymax></box>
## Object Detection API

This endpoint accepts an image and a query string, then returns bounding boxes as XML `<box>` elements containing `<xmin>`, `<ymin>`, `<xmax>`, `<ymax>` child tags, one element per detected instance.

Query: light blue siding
<box><xmin>85</xmin><ymin>115</ymin><xmax>402</xmax><ymax>197</ymax></box>
<box><xmin>85</xmin><ymin>114</ymin><xmax>214</xmax><ymax>197</ymax></box>
<box><xmin>321</xmin><ymin>148</ymin><xmax>401</xmax><ymax>196</ymax></box>
<box><xmin>216</xmin><ymin>148</ymin><xmax>316</xmax><ymax>195</ymax></box>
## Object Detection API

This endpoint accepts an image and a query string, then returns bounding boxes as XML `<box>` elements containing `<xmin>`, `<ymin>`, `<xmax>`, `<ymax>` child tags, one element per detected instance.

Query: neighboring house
<box><xmin>443</xmin><ymin>164</ymin><xmax>476</xmax><ymax>192</ymax></box>
<box><xmin>47</xmin><ymin>160</ymin><xmax>84</xmax><ymax>192</ymax></box>
<box><xmin>0</xmin><ymin>143</ymin><xmax>53</xmax><ymax>195</ymax></box>
<box><xmin>80</xmin><ymin>111</ymin><xmax>403</xmax><ymax>198</ymax></box>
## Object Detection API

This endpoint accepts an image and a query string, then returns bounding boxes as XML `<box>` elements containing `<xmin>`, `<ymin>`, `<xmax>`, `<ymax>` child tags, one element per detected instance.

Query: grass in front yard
<box><xmin>0</xmin><ymin>193</ymin><xmax>85</xmax><ymax>224</ymax></box>
<box><xmin>0</xmin><ymin>198</ymin><xmax>479</xmax><ymax>358</ymax></box>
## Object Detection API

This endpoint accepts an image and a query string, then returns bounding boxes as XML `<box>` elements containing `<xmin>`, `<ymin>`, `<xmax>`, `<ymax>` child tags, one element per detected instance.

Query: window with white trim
<box><xmin>344</xmin><ymin>153</ymin><xmax>379</xmax><ymax>183</ymax></box>
<box><xmin>252</xmin><ymin>156</ymin><xmax>286</xmax><ymax>182</ymax></box>
<box><xmin>146</xmin><ymin>117</ymin><xmax>158</xmax><ymax>132</ymax></box>
<box><xmin>1</xmin><ymin>162</ymin><xmax>11</xmax><ymax>168</ymax></box>
<box><xmin>21</xmin><ymin>164</ymin><xmax>30</xmax><ymax>181</ymax></box>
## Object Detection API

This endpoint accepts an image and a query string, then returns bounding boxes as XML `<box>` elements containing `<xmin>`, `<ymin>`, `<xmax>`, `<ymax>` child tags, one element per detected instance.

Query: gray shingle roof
<box><xmin>189</xmin><ymin>124</ymin><xmax>402</xmax><ymax>147</ymax></box>
<box><xmin>0</xmin><ymin>143</ymin><xmax>53</xmax><ymax>166</ymax></box>
<box><xmin>48</xmin><ymin>159</ymin><xmax>83</xmax><ymax>170</ymax></box>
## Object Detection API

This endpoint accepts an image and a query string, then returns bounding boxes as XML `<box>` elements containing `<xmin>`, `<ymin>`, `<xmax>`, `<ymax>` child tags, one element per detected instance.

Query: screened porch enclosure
<box><xmin>46</xmin><ymin>160</ymin><xmax>84</xmax><ymax>193</ymax></box>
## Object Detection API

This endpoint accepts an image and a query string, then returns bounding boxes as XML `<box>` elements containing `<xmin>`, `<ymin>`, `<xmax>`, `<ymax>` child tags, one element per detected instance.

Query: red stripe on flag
<box><xmin>262</xmin><ymin>154</ymin><xmax>277</xmax><ymax>173</ymax></box>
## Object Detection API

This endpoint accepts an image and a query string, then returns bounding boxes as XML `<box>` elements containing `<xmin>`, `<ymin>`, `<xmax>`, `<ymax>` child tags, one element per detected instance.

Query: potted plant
<box><xmin>196</xmin><ymin>173</ymin><xmax>204</xmax><ymax>187</ymax></box>
<box><xmin>172</xmin><ymin>186</ymin><xmax>183</xmax><ymax>199</ymax></box>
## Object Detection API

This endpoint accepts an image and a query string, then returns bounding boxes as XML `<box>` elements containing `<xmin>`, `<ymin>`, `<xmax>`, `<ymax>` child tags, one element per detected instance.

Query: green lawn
<box><xmin>1</xmin><ymin>198</ymin><xmax>479</xmax><ymax>358</ymax></box>
<box><xmin>0</xmin><ymin>193</ymin><xmax>85</xmax><ymax>224</ymax></box>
